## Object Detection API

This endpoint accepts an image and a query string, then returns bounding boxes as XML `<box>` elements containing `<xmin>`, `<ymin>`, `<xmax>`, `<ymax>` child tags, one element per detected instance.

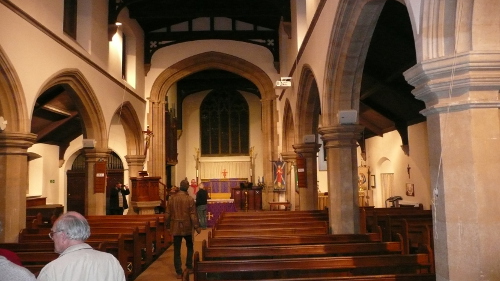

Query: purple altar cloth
<box><xmin>207</xmin><ymin>201</ymin><xmax>237</xmax><ymax>227</ymax></box>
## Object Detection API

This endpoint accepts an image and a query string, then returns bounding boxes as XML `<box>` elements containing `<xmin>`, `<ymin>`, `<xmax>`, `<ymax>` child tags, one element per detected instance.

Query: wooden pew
<box><xmin>0</xmin><ymin>241</ymin><xmax>107</xmax><ymax>253</ymax></box>
<box><xmin>202</xmin><ymin>240</ymin><xmax>405</xmax><ymax>260</ymax></box>
<box><xmin>374</xmin><ymin>212</ymin><xmax>432</xmax><ymax>242</ymax></box>
<box><xmin>359</xmin><ymin>207</ymin><xmax>430</xmax><ymax>237</ymax></box>
<box><xmin>18</xmin><ymin>229</ymin><xmax>141</xmax><ymax>280</ymax></box>
<box><xmin>187</xmin><ymin>274</ymin><xmax>437</xmax><ymax>281</ymax></box>
<box><xmin>192</xmin><ymin>251</ymin><xmax>434</xmax><ymax>280</ymax></box>
<box><xmin>207</xmin><ymin>232</ymin><xmax>382</xmax><ymax>247</ymax></box>
<box><xmin>15</xmin><ymin>251</ymin><xmax>59</xmax><ymax>275</ymax></box>
<box><xmin>387</xmin><ymin>218</ymin><xmax>434</xmax><ymax>254</ymax></box>
<box><xmin>219</xmin><ymin>210</ymin><xmax>328</xmax><ymax>222</ymax></box>
<box><xmin>214</xmin><ymin>220</ymin><xmax>328</xmax><ymax>230</ymax></box>
<box><xmin>211</xmin><ymin>225</ymin><xmax>329</xmax><ymax>237</ymax></box>
<box><xmin>87</xmin><ymin>221</ymin><xmax>155</xmax><ymax>264</ymax></box>
<box><xmin>21</xmin><ymin>221</ymin><xmax>153</xmax><ymax>269</ymax></box>
<box><xmin>85</xmin><ymin>214</ymin><xmax>169</xmax><ymax>250</ymax></box>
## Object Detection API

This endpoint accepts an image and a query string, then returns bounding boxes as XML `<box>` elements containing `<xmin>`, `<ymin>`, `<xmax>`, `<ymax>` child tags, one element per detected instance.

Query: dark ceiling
<box><xmin>32</xmin><ymin>0</ymin><xmax>425</xmax><ymax>157</ymax></box>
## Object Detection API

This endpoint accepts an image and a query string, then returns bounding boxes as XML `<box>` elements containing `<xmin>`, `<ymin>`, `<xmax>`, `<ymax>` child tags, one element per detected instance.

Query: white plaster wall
<box><xmin>276</xmin><ymin>1</ymin><xmax>338</xmax><ymax>130</ymax></box>
<box><xmin>0</xmin><ymin>4</ymin><xmax>146</xmax><ymax>129</ymax></box>
<box><xmin>27</xmin><ymin>144</ymin><xmax>60</xmax><ymax>204</ymax></box>
<box><xmin>359</xmin><ymin>122</ymin><xmax>431</xmax><ymax>209</ymax></box>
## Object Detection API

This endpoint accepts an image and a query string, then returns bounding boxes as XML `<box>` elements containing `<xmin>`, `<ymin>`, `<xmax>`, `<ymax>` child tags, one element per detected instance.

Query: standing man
<box><xmin>195</xmin><ymin>183</ymin><xmax>208</xmax><ymax>229</ymax></box>
<box><xmin>37</xmin><ymin>211</ymin><xmax>126</xmax><ymax>281</ymax></box>
<box><xmin>109</xmin><ymin>182</ymin><xmax>130</xmax><ymax>215</ymax></box>
<box><xmin>165</xmin><ymin>179</ymin><xmax>201</xmax><ymax>279</ymax></box>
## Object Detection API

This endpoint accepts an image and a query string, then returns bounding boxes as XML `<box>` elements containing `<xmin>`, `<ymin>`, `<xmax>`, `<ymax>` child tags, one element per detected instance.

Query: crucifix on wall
<box><xmin>142</xmin><ymin>125</ymin><xmax>154</xmax><ymax>156</ymax></box>
<box><xmin>221</xmin><ymin>169</ymin><xmax>228</xmax><ymax>178</ymax></box>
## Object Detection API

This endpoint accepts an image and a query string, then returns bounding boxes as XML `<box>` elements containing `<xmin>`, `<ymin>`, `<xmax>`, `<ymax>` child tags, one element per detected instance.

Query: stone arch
<box><xmin>148</xmin><ymin>51</ymin><xmax>277</xmax><ymax>184</ymax></box>
<box><xmin>282</xmin><ymin>100</ymin><xmax>295</xmax><ymax>152</ymax></box>
<box><xmin>38</xmin><ymin>69</ymin><xmax>107</xmax><ymax>148</ymax></box>
<box><xmin>113</xmin><ymin>101</ymin><xmax>143</xmax><ymax>156</ymax></box>
<box><xmin>322</xmin><ymin>0</ymin><xmax>385</xmax><ymax>124</ymax></box>
<box><xmin>296</xmin><ymin>65</ymin><xmax>321</xmax><ymax>138</ymax></box>
<box><xmin>0</xmin><ymin>45</ymin><xmax>37</xmax><ymax>242</ymax></box>
<box><xmin>419</xmin><ymin>0</ymin><xmax>472</xmax><ymax>60</ymax></box>
<box><xmin>293</xmin><ymin>64</ymin><xmax>322</xmax><ymax>210</ymax></box>
<box><xmin>0</xmin><ymin>45</ymin><xmax>30</xmax><ymax>133</ymax></box>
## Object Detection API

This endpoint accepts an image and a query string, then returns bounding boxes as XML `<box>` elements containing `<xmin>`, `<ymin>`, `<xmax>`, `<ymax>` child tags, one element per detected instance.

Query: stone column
<box><xmin>125</xmin><ymin>155</ymin><xmax>147</xmax><ymax>215</ymax></box>
<box><xmin>281</xmin><ymin>151</ymin><xmax>296</xmax><ymax>210</ymax></box>
<box><xmin>0</xmin><ymin>132</ymin><xmax>36</xmax><ymax>242</ymax></box>
<box><xmin>84</xmin><ymin>149</ymin><xmax>111</xmax><ymax>215</ymax></box>
<box><xmin>319</xmin><ymin>124</ymin><xmax>363</xmax><ymax>234</ymax></box>
<box><xmin>404</xmin><ymin>54</ymin><xmax>500</xmax><ymax>281</ymax></box>
<box><xmin>260</xmin><ymin>98</ymin><xmax>279</xmax><ymax>210</ymax></box>
<box><xmin>292</xmin><ymin>143</ymin><xmax>321</xmax><ymax>210</ymax></box>
<box><xmin>148</xmin><ymin>98</ymin><xmax>167</xmax><ymax>182</ymax></box>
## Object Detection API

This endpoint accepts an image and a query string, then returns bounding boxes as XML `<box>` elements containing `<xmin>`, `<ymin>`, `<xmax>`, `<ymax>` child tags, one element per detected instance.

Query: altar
<box><xmin>206</xmin><ymin>199</ymin><xmax>237</xmax><ymax>227</ymax></box>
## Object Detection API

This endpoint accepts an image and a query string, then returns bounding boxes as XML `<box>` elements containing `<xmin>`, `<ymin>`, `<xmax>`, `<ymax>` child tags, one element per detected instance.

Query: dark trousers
<box><xmin>173</xmin><ymin>235</ymin><xmax>194</xmax><ymax>274</ymax></box>
<box><xmin>109</xmin><ymin>207</ymin><xmax>124</xmax><ymax>215</ymax></box>
<box><xmin>196</xmin><ymin>205</ymin><xmax>207</xmax><ymax>228</ymax></box>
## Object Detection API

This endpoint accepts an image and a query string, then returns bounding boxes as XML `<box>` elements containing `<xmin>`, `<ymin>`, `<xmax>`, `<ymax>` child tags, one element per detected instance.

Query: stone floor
<box><xmin>134</xmin><ymin>228</ymin><xmax>210</xmax><ymax>281</ymax></box>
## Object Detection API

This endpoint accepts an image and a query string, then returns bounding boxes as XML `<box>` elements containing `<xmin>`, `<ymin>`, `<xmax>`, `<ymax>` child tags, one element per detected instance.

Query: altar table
<box><xmin>206</xmin><ymin>199</ymin><xmax>237</xmax><ymax>227</ymax></box>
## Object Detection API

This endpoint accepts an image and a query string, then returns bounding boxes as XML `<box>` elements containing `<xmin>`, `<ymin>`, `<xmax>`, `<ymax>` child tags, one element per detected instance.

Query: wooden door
<box><xmin>66</xmin><ymin>170</ymin><xmax>86</xmax><ymax>214</ymax></box>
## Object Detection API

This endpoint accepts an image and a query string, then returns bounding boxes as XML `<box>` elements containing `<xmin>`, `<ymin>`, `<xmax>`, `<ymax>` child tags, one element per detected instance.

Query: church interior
<box><xmin>1</xmin><ymin>0</ymin><xmax>500</xmax><ymax>280</ymax></box>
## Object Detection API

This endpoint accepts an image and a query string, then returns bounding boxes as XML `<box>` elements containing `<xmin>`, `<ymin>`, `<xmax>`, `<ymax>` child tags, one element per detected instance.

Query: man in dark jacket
<box><xmin>108</xmin><ymin>182</ymin><xmax>130</xmax><ymax>215</ymax></box>
<box><xmin>166</xmin><ymin>179</ymin><xmax>201</xmax><ymax>279</ymax></box>
<box><xmin>195</xmin><ymin>183</ymin><xmax>208</xmax><ymax>229</ymax></box>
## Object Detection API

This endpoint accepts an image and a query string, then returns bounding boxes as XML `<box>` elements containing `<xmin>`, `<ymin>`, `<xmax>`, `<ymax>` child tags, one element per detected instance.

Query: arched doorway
<box><xmin>66</xmin><ymin>151</ymin><xmax>125</xmax><ymax>214</ymax></box>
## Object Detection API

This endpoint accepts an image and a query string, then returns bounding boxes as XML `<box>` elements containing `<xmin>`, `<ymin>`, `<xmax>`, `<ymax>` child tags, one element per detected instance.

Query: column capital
<box><xmin>147</xmin><ymin>97</ymin><xmax>166</xmax><ymax>105</ymax></box>
<box><xmin>280</xmin><ymin>151</ymin><xmax>296</xmax><ymax>163</ymax></box>
<box><xmin>125</xmin><ymin>154</ymin><xmax>147</xmax><ymax>166</ymax></box>
<box><xmin>404</xmin><ymin>51</ymin><xmax>500</xmax><ymax>116</ymax></box>
<box><xmin>83</xmin><ymin>148</ymin><xmax>111</xmax><ymax>162</ymax></box>
<box><xmin>292</xmin><ymin>143</ymin><xmax>321</xmax><ymax>158</ymax></box>
<box><xmin>0</xmin><ymin>132</ymin><xmax>37</xmax><ymax>155</ymax></box>
<box><xmin>318</xmin><ymin>125</ymin><xmax>364</xmax><ymax>149</ymax></box>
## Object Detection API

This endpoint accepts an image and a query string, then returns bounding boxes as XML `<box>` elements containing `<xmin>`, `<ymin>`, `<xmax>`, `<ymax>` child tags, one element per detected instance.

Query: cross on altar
<box><xmin>207</xmin><ymin>212</ymin><xmax>214</xmax><ymax>221</ymax></box>
<box><xmin>221</xmin><ymin>169</ymin><xmax>228</xmax><ymax>178</ymax></box>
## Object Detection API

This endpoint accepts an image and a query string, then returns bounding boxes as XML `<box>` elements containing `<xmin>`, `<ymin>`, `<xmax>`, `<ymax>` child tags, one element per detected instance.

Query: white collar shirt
<box><xmin>36</xmin><ymin>243</ymin><xmax>126</xmax><ymax>281</ymax></box>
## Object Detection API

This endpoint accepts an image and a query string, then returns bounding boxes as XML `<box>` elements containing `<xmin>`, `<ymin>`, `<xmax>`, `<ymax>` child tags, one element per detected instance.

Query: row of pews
<box><xmin>1</xmin><ymin>214</ymin><xmax>171</xmax><ymax>280</ymax></box>
<box><xmin>360</xmin><ymin>206</ymin><xmax>434</xmax><ymax>255</ymax></box>
<box><xmin>189</xmin><ymin>209</ymin><xmax>436</xmax><ymax>281</ymax></box>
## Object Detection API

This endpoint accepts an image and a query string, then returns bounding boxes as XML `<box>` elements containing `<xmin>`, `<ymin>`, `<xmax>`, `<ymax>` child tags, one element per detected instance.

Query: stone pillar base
<box><xmin>131</xmin><ymin>201</ymin><xmax>161</xmax><ymax>215</ymax></box>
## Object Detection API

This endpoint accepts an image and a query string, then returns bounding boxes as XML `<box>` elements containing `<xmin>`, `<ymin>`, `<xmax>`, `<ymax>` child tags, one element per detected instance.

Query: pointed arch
<box><xmin>322</xmin><ymin>0</ymin><xmax>385</xmax><ymax>125</ymax></box>
<box><xmin>150</xmin><ymin>52</ymin><xmax>274</xmax><ymax>101</ymax></box>
<box><xmin>148</xmin><ymin>51</ymin><xmax>277</xmax><ymax>183</ymax></box>
<box><xmin>38</xmin><ymin>69</ymin><xmax>107</xmax><ymax>148</ymax></box>
<box><xmin>282</xmin><ymin>100</ymin><xmax>295</xmax><ymax>152</ymax></box>
<box><xmin>0</xmin><ymin>45</ymin><xmax>30</xmax><ymax>132</ymax></box>
<box><xmin>296</xmin><ymin>65</ymin><xmax>321</xmax><ymax>138</ymax></box>
<box><xmin>114</xmin><ymin>101</ymin><xmax>143</xmax><ymax>155</ymax></box>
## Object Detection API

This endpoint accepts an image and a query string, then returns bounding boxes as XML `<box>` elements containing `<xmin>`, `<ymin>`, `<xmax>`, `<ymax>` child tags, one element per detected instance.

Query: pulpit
<box><xmin>231</xmin><ymin>185</ymin><xmax>263</xmax><ymax>211</ymax></box>
<box><xmin>130</xmin><ymin>175</ymin><xmax>161</xmax><ymax>214</ymax></box>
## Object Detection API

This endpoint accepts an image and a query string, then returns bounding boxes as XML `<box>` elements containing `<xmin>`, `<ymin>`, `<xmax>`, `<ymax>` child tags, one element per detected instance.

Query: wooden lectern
<box><xmin>130</xmin><ymin>173</ymin><xmax>161</xmax><ymax>214</ymax></box>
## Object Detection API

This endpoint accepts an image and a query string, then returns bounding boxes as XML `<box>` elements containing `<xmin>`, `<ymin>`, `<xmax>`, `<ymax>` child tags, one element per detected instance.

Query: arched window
<box><xmin>200</xmin><ymin>89</ymin><xmax>249</xmax><ymax>156</ymax></box>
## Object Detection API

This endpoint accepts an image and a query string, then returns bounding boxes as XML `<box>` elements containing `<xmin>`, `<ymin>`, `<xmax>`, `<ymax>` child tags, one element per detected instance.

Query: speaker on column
<box><xmin>338</xmin><ymin>110</ymin><xmax>358</xmax><ymax>124</ymax></box>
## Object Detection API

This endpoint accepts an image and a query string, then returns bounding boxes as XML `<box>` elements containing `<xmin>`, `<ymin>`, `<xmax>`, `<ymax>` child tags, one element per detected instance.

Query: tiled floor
<box><xmin>134</xmin><ymin>228</ymin><xmax>210</xmax><ymax>281</ymax></box>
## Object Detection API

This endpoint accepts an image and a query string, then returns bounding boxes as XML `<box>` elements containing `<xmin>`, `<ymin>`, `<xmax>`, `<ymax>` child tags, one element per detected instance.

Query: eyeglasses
<box><xmin>48</xmin><ymin>230</ymin><xmax>62</xmax><ymax>240</ymax></box>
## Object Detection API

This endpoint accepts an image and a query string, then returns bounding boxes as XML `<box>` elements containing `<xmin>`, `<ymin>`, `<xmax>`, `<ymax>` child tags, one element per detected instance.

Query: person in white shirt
<box><xmin>0</xmin><ymin>220</ymin><xmax>36</xmax><ymax>281</ymax></box>
<box><xmin>36</xmin><ymin>211</ymin><xmax>125</xmax><ymax>281</ymax></box>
